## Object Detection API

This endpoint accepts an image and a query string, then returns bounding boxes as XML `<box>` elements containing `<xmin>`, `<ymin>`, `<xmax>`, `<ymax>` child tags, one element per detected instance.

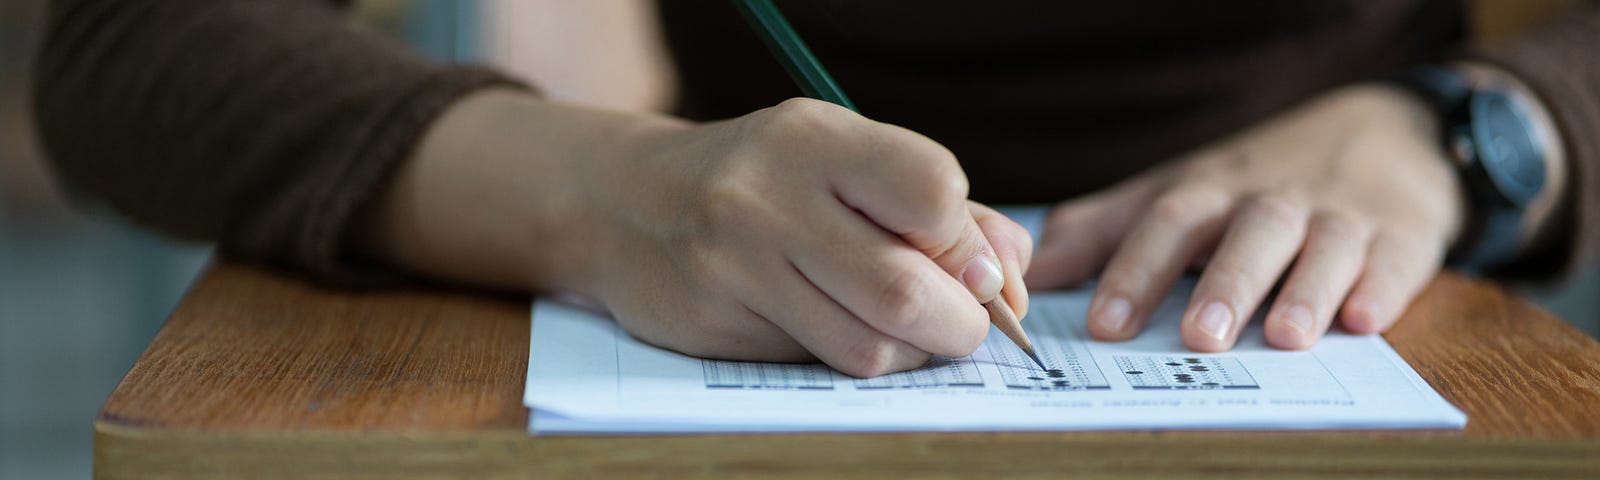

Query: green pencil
<box><xmin>730</xmin><ymin>0</ymin><xmax>857</xmax><ymax>112</ymax></box>
<box><xmin>730</xmin><ymin>0</ymin><xmax>1047</xmax><ymax>372</ymax></box>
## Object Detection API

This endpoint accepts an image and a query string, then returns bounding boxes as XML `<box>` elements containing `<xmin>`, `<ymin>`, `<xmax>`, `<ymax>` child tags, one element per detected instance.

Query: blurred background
<box><xmin>1</xmin><ymin>1</ymin><xmax>1596</xmax><ymax>477</ymax></box>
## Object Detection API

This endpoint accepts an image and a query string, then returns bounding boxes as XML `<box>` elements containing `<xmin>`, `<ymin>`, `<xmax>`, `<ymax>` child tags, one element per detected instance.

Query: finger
<box><xmin>749</xmin><ymin>260</ymin><xmax>932</xmax><ymax>378</ymax></box>
<box><xmin>1181</xmin><ymin>195</ymin><xmax>1311</xmax><ymax>352</ymax></box>
<box><xmin>1339</xmin><ymin>230</ymin><xmax>1445</xmax><ymax>334</ymax></box>
<box><xmin>1027</xmin><ymin>179</ymin><xmax>1161</xmax><ymax>289</ymax></box>
<box><xmin>1263</xmin><ymin>211</ymin><xmax>1371</xmax><ymax>349</ymax></box>
<box><xmin>786</xmin><ymin>197</ymin><xmax>991</xmax><ymax>357</ymax></box>
<box><xmin>620</xmin><ymin>297</ymin><xmax>813</xmax><ymax>364</ymax></box>
<box><xmin>601</xmin><ymin>241</ymin><xmax>812</xmax><ymax>363</ymax></box>
<box><xmin>799</xmin><ymin>111</ymin><xmax>1004</xmax><ymax>301</ymax></box>
<box><xmin>935</xmin><ymin>215</ymin><xmax>1008</xmax><ymax>303</ymax></box>
<box><xmin>970</xmin><ymin>202</ymin><xmax>1033</xmax><ymax>318</ymax></box>
<box><xmin>822</xmin><ymin>114</ymin><xmax>975</xmax><ymax>259</ymax></box>
<box><xmin>1089</xmin><ymin>187</ymin><xmax>1234</xmax><ymax>342</ymax></box>
<box><xmin>747</xmin><ymin>99</ymin><xmax>964</xmax><ymax>250</ymax></box>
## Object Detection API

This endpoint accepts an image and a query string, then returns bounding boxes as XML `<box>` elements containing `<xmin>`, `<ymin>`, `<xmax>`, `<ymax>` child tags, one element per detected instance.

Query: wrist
<box><xmin>361</xmin><ymin>88</ymin><xmax>683</xmax><ymax>296</ymax></box>
<box><xmin>1385</xmin><ymin>63</ymin><xmax>1567</xmax><ymax>272</ymax></box>
<box><xmin>1451</xmin><ymin>62</ymin><xmax>1569</xmax><ymax>252</ymax></box>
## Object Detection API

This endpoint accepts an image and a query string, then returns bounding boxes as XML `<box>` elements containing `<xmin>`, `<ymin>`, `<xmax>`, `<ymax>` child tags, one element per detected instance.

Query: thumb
<box><xmin>970</xmin><ymin>201</ymin><xmax>1033</xmax><ymax>318</ymax></box>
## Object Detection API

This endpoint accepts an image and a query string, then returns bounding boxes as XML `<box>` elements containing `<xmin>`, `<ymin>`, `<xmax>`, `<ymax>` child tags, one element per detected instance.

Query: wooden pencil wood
<box><xmin>985</xmin><ymin>298</ymin><xmax>1045</xmax><ymax>370</ymax></box>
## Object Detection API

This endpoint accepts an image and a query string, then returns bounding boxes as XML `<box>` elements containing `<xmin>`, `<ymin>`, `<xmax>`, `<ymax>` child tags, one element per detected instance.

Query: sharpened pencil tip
<box><xmin>1024</xmin><ymin>349</ymin><xmax>1046</xmax><ymax>370</ymax></box>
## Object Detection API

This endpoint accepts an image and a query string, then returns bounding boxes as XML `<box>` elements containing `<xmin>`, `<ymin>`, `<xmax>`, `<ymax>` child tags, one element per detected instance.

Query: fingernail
<box><xmin>1196</xmin><ymin>302</ymin><xmax>1233</xmax><ymax>342</ymax></box>
<box><xmin>1283</xmin><ymin>305</ymin><xmax>1315</xmax><ymax>337</ymax></box>
<box><xmin>963</xmin><ymin>255</ymin><xmax>1005</xmax><ymax>300</ymax></box>
<box><xmin>1093</xmin><ymin>296</ymin><xmax>1131</xmax><ymax>334</ymax></box>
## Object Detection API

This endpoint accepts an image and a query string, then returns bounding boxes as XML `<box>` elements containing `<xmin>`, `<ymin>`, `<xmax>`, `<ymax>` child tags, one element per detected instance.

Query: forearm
<box><xmin>34</xmin><ymin>0</ymin><xmax>522</xmax><ymax>284</ymax></box>
<box><xmin>361</xmin><ymin>89</ymin><xmax>685</xmax><ymax>295</ymax></box>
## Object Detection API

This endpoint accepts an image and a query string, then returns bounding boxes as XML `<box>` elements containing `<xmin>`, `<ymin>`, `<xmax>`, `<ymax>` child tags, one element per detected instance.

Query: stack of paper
<box><xmin>524</xmin><ymin>283</ymin><xmax>1466</xmax><ymax>434</ymax></box>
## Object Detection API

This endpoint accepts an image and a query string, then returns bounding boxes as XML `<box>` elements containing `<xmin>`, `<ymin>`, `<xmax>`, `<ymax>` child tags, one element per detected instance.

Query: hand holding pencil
<box><xmin>732</xmin><ymin>0</ymin><xmax>1043</xmax><ymax>369</ymax></box>
<box><xmin>554</xmin><ymin>95</ymin><xmax>1034</xmax><ymax>377</ymax></box>
<box><xmin>386</xmin><ymin>1</ymin><xmax>1036</xmax><ymax>379</ymax></box>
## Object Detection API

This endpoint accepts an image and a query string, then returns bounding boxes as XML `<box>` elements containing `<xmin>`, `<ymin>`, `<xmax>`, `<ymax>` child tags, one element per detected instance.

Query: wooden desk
<box><xmin>95</xmin><ymin>262</ymin><xmax>1600</xmax><ymax>479</ymax></box>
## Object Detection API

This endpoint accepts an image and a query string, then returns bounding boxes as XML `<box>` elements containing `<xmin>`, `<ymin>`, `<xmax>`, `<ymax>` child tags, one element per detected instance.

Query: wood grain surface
<box><xmin>95</xmin><ymin>262</ymin><xmax>1600</xmax><ymax>479</ymax></box>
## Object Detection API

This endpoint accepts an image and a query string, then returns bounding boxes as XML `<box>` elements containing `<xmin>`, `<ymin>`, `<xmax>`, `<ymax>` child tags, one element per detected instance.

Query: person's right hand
<box><xmin>368</xmin><ymin>93</ymin><xmax>1030</xmax><ymax>377</ymax></box>
<box><xmin>560</xmin><ymin>98</ymin><xmax>1032</xmax><ymax>377</ymax></box>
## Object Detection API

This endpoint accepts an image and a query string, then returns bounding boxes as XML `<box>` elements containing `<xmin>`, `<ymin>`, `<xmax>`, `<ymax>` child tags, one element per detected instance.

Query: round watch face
<box><xmin>1470</xmin><ymin>91</ymin><xmax>1545</xmax><ymax>207</ymax></box>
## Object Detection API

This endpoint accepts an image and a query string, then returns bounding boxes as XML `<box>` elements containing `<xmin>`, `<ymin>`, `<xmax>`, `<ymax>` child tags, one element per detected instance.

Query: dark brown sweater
<box><xmin>32</xmin><ymin>0</ymin><xmax>1600</xmax><ymax>284</ymax></box>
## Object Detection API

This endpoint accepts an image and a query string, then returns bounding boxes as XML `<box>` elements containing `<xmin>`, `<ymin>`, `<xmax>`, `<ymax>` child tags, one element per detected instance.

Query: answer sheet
<box><xmin>524</xmin><ymin>283</ymin><xmax>1466</xmax><ymax>434</ymax></box>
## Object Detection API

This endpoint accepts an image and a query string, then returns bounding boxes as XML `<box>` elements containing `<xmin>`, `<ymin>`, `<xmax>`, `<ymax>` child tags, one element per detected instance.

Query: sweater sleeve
<box><xmin>32</xmin><ymin>0</ymin><xmax>530</xmax><ymax>286</ymax></box>
<box><xmin>1465</xmin><ymin>5</ymin><xmax>1600</xmax><ymax>279</ymax></box>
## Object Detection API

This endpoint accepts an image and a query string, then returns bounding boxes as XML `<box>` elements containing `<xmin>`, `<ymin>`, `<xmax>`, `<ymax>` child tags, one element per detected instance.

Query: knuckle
<box><xmin>925</xmin><ymin>150</ymin><xmax>971</xmax><ymax>199</ymax></box>
<box><xmin>1149</xmin><ymin>187</ymin><xmax>1227</xmax><ymax>227</ymax></box>
<box><xmin>1006</xmin><ymin>218</ymin><xmax>1036</xmax><ymax>253</ymax></box>
<box><xmin>1148</xmin><ymin>195</ymin><xmax>1192</xmax><ymax>226</ymax></box>
<box><xmin>701</xmin><ymin>169</ymin><xmax>768</xmax><ymax>227</ymax></box>
<box><xmin>1242</xmin><ymin>193</ymin><xmax>1308</xmax><ymax>230</ymax></box>
<box><xmin>869</xmin><ymin>123</ymin><xmax>966</xmax><ymax>198</ymax></box>
<box><xmin>692</xmin><ymin>247</ymin><xmax>745</xmax><ymax>293</ymax></box>
<box><xmin>892</xmin><ymin>150</ymin><xmax>969</xmax><ymax>224</ymax></box>
<box><xmin>874</xmin><ymin>268</ymin><xmax>933</xmax><ymax>332</ymax></box>
<box><xmin>1100</xmin><ymin>263</ymin><xmax>1154</xmax><ymax>296</ymax></box>
<box><xmin>838</xmin><ymin>339</ymin><xmax>916</xmax><ymax>378</ymax></box>
<box><xmin>1201</xmin><ymin>262</ymin><xmax>1256</xmax><ymax>299</ymax></box>
<box><xmin>764</xmin><ymin>97</ymin><xmax>848</xmax><ymax>134</ymax></box>
<box><xmin>1043</xmin><ymin>204</ymin><xmax>1102</xmax><ymax>249</ymax></box>
<box><xmin>775</xmin><ymin>96</ymin><xmax>834</xmax><ymax>116</ymax></box>
<box><xmin>1045</xmin><ymin>202</ymin><xmax>1085</xmax><ymax>228</ymax></box>
<box><xmin>925</xmin><ymin>161</ymin><xmax>971</xmax><ymax>214</ymax></box>
<box><xmin>842</xmin><ymin>341</ymin><xmax>898</xmax><ymax>378</ymax></box>
<box><xmin>1309</xmin><ymin>210</ymin><xmax>1370</xmax><ymax>245</ymax></box>
<box><xmin>1280</xmin><ymin>277</ymin><xmax>1337</xmax><ymax>315</ymax></box>
<box><xmin>1362</xmin><ymin>256</ymin><xmax>1405</xmax><ymax>289</ymax></box>
<box><xmin>1389</xmin><ymin>250</ymin><xmax>1440</xmax><ymax>286</ymax></box>
<box><xmin>1376</xmin><ymin>230</ymin><xmax>1434</xmax><ymax>263</ymax></box>
<box><xmin>938</xmin><ymin>224</ymin><xmax>991</xmax><ymax>268</ymax></box>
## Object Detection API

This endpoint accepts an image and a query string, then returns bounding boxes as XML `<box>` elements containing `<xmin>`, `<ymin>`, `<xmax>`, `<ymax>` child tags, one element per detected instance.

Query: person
<box><xmin>32</xmin><ymin>1</ymin><xmax>1596</xmax><ymax>377</ymax></box>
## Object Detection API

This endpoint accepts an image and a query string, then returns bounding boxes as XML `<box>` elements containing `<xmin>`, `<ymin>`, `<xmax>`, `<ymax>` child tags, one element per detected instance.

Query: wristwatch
<box><xmin>1393</xmin><ymin>65</ymin><xmax>1549</xmax><ymax>274</ymax></box>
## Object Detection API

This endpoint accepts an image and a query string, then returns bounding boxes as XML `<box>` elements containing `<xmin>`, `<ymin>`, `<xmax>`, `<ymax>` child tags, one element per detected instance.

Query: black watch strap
<box><xmin>1396</xmin><ymin>65</ymin><xmax>1472</xmax><ymax>114</ymax></box>
<box><xmin>1391</xmin><ymin>65</ymin><xmax>1546</xmax><ymax>274</ymax></box>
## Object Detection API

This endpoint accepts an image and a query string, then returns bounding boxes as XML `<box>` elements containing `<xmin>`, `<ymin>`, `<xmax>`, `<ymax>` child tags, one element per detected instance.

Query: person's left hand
<box><xmin>1024</xmin><ymin>85</ymin><xmax>1467</xmax><ymax>351</ymax></box>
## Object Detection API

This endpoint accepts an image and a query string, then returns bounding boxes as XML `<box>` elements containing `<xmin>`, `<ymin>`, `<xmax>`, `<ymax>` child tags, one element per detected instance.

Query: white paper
<box><xmin>524</xmin><ymin>283</ymin><xmax>1465</xmax><ymax>434</ymax></box>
